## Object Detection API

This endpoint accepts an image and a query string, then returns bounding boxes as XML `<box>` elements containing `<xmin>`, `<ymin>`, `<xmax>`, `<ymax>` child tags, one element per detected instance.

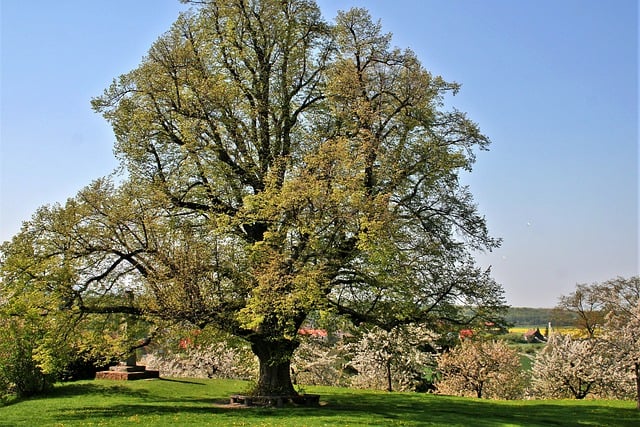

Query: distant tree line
<box><xmin>505</xmin><ymin>307</ymin><xmax>577</xmax><ymax>327</ymax></box>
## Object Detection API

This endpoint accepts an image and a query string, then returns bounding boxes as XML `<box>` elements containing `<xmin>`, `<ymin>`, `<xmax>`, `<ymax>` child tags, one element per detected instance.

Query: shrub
<box><xmin>0</xmin><ymin>318</ymin><xmax>54</xmax><ymax>399</ymax></box>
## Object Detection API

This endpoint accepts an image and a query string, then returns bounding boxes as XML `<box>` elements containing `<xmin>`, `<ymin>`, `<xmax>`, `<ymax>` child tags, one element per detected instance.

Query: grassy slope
<box><xmin>0</xmin><ymin>379</ymin><xmax>637</xmax><ymax>426</ymax></box>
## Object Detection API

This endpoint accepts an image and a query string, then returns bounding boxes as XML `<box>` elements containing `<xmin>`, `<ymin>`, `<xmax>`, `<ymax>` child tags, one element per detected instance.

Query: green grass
<box><xmin>0</xmin><ymin>378</ymin><xmax>638</xmax><ymax>426</ymax></box>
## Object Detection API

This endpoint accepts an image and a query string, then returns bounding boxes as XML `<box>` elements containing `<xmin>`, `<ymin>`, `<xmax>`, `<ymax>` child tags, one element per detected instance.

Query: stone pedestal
<box><xmin>95</xmin><ymin>362</ymin><xmax>159</xmax><ymax>381</ymax></box>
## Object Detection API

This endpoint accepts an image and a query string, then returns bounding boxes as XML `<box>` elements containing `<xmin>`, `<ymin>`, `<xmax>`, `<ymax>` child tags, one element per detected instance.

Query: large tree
<box><xmin>0</xmin><ymin>0</ymin><xmax>504</xmax><ymax>396</ymax></box>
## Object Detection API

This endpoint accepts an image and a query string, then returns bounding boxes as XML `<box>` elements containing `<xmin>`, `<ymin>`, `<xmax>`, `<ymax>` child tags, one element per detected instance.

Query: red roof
<box><xmin>459</xmin><ymin>329</ymin><xmax>474</xmax><ymax>338</ymax></box>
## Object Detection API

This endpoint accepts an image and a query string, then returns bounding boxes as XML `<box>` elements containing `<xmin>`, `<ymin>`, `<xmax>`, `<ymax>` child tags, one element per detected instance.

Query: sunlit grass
<box><xmin>0</xmin><ymin>378</ymin><xmax>637</xmax><ymax>426</ymax></box>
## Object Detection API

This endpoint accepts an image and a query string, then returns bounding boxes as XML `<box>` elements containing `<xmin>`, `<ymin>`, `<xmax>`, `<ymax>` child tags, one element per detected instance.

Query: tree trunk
<box><xmin>386</xmin><ymin>360</ymin><xmax>393</xmax><ymax>392</ymax></box>
<box><xmin>250</xmin><ymin>336</ymin><xmax>299</xmax><ymax>396</ymax></box>
<box><xmin>635</xmin><ymin>362</ymin><xmax>640</xmax><ymax>410</ymax></box>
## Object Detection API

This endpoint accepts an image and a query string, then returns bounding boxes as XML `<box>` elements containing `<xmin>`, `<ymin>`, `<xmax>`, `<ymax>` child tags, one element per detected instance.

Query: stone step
<box><xmin>109</xmin><ymin>365</ymin><xmax>147</xmax><ymax>373</ymax></box>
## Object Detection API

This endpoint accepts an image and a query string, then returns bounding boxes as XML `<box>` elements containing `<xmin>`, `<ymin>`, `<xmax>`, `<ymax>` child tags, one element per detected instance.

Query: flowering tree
<box><xmin>142</xmin><ymin>340</ymin><xmax>257</xmax><ymax>380</ymax></box>
<box><xmin>531</xmin><ymin>333</ymin><xmax>616</xmax><ymax>399</ymax></box>
<box><xmin>600</xmin><ymin>300</ymin><xmax>640</xmax><ymax>408</ymax></box>
<box><xmin>348</xmin><ymin>324</ymin><xmax>437</xmax><ymax>392</ymax></box>
<box><xmin>554</xmin><ymin>276</ymin><xmax>640</xmax><ymax>406</ymax></box>
<box><xmin>139</xmin><ymin>325</ymin><xmax>258</xmax><ymax>380</ymax></box>
<box><xmin>437</xmin><ymin>340</ymin><xmax>527</xmax><ymax>399</ymax></box>
<box><xmin>291</xmin><ymin>334</ymin><xmax>348</xmax><ymax>387</ymax></box>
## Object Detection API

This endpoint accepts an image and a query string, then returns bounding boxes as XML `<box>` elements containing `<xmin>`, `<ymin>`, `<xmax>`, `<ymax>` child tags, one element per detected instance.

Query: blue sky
<box><xmin>1</xmin><ymin>1</ymin><xmax>637</xmax><ymax>307</ymax></box>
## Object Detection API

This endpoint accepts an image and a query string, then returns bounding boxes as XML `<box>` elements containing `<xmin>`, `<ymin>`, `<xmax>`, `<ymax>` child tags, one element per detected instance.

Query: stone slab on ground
<box><xmin>95</xmin><ymin>364</ymin><xmax>160</xmax><ymax>381</ymax></box>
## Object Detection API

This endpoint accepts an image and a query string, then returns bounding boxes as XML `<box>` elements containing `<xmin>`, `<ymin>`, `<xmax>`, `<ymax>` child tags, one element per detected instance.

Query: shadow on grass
<box><xmin>307</xmin><ymin>392</ymin><xmax>640</xmax><ymax>427</ymax></box>
<box><xmin>157</xmin><ymin>377</ymin><xmax>206</xmax><ymax>385</ymax></box>
<box><xmin>52</xmin><ymin>403</ymin><xmax>218</xmax><ymax>422</ymax></box>
<box><xmin>48</xmin><ymin>382</ymin><xmax>151</xmax><ymax>399</ymax></box>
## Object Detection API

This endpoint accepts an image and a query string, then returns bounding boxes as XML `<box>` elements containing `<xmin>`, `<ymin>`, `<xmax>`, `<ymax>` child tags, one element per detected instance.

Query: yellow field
<box><xmin>508</xmin><ymin>326</ymin><xmax>587</xmax><ymax>338</ymax></box>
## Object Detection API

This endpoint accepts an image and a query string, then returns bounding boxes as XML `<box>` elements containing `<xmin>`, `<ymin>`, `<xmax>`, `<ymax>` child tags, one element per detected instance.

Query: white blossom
<box><xmin>348</xmin><ymin>324</ymin><xmax>438</xmax><ymax>392</ymax></box>
<box><xmin>437</xmin><ymin>339</ymin><xmax>527</xmax><ymax>399</ymax></box>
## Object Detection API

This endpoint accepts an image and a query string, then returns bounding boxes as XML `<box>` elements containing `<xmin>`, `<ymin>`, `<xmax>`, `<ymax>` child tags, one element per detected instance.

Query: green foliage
<box><xmin>0</xmin><ymin>234</ymin><xmax>75</xmax><ymax>398</ymax></box>
<box><xmin>0</xmin><ymin>227</ymin><xmax>154</xmax><ymax>400</ymax></box>
<box><xmin>0</xmin><ymin>317</ymin><xmax>55</xmax><ymax>399</ymax></box>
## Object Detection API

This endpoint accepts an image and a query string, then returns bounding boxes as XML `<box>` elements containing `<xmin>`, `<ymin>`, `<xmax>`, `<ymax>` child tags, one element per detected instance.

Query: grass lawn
<box><xmin>0</xmin><ymin>378</ymin><xmax>638</xmax><ymax>426</ymax></box>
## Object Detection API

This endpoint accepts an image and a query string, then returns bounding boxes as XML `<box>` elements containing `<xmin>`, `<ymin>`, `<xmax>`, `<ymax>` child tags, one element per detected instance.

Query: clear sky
<box><xmin>1</xmin><ymin>1</ymin><xmax>637</xmax><ymax>308</ymax></box>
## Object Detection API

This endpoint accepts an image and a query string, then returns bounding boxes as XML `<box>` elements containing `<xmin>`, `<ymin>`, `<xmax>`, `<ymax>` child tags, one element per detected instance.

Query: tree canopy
<box><xmin>0</xmin><ymin>0</ymin><xmax>505</xmax><ymax>396</ymax></box>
